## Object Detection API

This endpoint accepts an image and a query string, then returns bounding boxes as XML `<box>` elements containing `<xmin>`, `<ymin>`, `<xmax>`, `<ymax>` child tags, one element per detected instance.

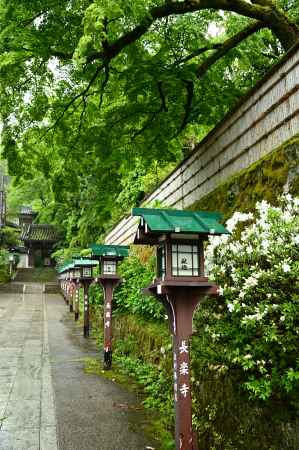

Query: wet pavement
<box><xmin>0</xmin><ymin>284</ymin><xmax>157</xmax><ymax>450</ymax></box>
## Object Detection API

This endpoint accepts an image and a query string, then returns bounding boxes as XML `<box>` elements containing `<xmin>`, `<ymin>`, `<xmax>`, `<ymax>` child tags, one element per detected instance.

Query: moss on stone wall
<box><xmin>189</xmin><ymin>135</ymin><xmax>299</xmax><ymax>219</ymax></box>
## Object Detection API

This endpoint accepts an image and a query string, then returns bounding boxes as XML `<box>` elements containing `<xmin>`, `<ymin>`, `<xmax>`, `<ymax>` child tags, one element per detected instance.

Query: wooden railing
<box><xmin>105</xmin><ymin>43</ymin><xmax>299</xmax><ymax>245</ymax></box>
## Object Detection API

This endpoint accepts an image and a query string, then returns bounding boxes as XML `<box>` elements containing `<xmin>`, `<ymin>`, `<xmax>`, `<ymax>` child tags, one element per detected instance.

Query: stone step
<box><xmin>44</xmin><ymin>283</ymin><xmax>61</xmax><ymax>294</ymax></box>
<box><xmin>14</xmin><ymin>268</ymin><xmax>57</xmax><ymax>283</ymax></box>
<box><xmin>0</xmin><ymin>282</ymin><xmax>60</xmax><ymax>294</ymax></box>
<box><xmin>0</xmin><ymin>283</ymin><xmax>25</xmax><ymax>293</ymax></box>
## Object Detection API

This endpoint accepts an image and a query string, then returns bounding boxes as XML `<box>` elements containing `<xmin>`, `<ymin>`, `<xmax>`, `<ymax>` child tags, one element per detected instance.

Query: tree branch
<box><xmin>46</xmin><ymin>64</ymin><xmax>103</xmax><ymax>132</ymax></box>
<box><xmin>180</xmin><ymin>79</ymin><xmax>194</xmax><ymax>132</ymax></box>
<box><xmin>180</xmin><ymin>43</ymin><xmax>223</xmax><ymax>64</ymax></box>
<box><xmin>49</xmin><ymin>49</ymin><xmax>73</xmax><ymax>60</ymax></box>
<box><xmin>85</xmin><ymin>0</ymin><xmax>286</xmax><ymax>66</ymax></box>
<box><xmin>157</xmin><ymin>81</ymin><xmax>168</xmax><ymax>112</ymax></box>
<box><xmin>131</xmin><ymin>84</ymin><xmax>168</xmax><ymax>140</ymax></box>
<box><xmin>98</xmin><ymin>65</ymin><xmax>110</xmax><ymax>109</ymax></box>
<box><xmin>196</xmin><ymin>21</ymin><xmax>266</xmax><ymax>77</ymax></box>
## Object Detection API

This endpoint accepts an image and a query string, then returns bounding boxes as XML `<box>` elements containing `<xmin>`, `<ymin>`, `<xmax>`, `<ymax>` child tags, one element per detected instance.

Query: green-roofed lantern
<box><xmin>87</xmin><ymin>244</ymin><xmax>129</xmax><ymax>277</ymax></box>
<box><xmin>73</xmin><ymin>259</ymin><xmax>98</xmax><ymax>280</ymax></box>
<box><xmin>69</xmin><ymin>258</ymin><xmax>99</xmax><ymax>335</ymax></box>
<box><xmin>86</xmin><ymin>244</ymin><xmax>129</xmax><ymax>370</ymax></box>
<box><xmin>132</xmin><ymin>207</ymin><xmax>229</xmax><ymax>450</ymax></box>
<box><xmin>133</xmin><ymin>207</ymin><xmax>229</xmax><ymax>283</ymax></box>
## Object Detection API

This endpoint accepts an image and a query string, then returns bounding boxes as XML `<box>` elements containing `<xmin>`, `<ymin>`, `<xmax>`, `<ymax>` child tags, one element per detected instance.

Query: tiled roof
<box><xmin>20</xmin><ymin>206</ymin><xmax>37</xmax><ymax>216</ymax></box>
<box><xmin>21</xmin><ymin>224</ymin><xmax>59</xmax><ymax>243</ymax></box>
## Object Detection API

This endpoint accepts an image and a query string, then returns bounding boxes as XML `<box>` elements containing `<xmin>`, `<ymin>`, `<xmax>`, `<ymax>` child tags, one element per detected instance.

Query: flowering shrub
<box><xmin>196</xmin><ymin>195</ymin><xmax>299</xmax><ymax>402</ymax></box>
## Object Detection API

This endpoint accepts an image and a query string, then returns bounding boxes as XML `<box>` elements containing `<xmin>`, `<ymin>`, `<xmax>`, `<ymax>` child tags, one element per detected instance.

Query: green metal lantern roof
<box><xmin>132</xmin><ymin>208</ymin><xmax>229</xmax><ymax>235</ymax></box>
<box><xmin>73</xmin><ymin>258</ymin><xmax>98</xmax><ymax>267</ymax></box>
<box><xmin>57</xmin><ymin>260</ymin><xmax>73</xmax><ymax>273</ymax></box>
<box><xmin>57</xmin><ymin>264</ymin><xmax>67</xmax><ymax>274</ymax></box>
<box><xmin>57</xmin><ymin>258</ymin><xmax>98</xmax><ymax>273</ymax></box>
<box><xmin>87</xmin><ymin>244</ymin><xmax>129</xmax><ymax>258</ymax></box>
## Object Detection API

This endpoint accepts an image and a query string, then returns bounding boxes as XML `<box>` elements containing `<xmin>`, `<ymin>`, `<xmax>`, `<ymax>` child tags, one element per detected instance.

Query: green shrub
<box><xmin>114</xmin><ymin>248</ymin><xmax>164</xmax><ymax>321</ymax></box>
<box><xmin>0</xmin><ymin>249</ymin><xmax>10</xmax><ymax>284</ymax></box>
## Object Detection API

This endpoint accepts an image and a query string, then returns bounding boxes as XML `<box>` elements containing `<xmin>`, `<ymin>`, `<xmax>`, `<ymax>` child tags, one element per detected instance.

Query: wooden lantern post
<box><xmin>69</xmin><ymin>263</ymin><xmax>81</xmax><ymax>321</ymax></box>
<box><xmin>88</xmin><ymin>244</ymin><xmax>129</xmax><ymax>370</ymax></box>
<box><xmin>66</xmin><ymin>273</ymin><xmax>71</xmax><ymax>306</ymax></box>
<box><xmin>132</xmin><ymin>207</ymin><xmax>229</xmax><ymax>450</ymax></box>
<box><xmin>74</xmin><ymin>282</ymin><xmax>80</xmax><ymax>321</ymax></box>
<box><xmin>59</xmin><ymin>264</ymin><xmax>70</xmax><ymax>303</ymax></box>
<box><xmin>73</xmin><ymin>259</ymin><xmax>98</xmax><ymax>337</ymax></box>
<box><xmin>69</xmin><ymin>264</ymin><xmax>77</xmax><ymax>313</ymax></box>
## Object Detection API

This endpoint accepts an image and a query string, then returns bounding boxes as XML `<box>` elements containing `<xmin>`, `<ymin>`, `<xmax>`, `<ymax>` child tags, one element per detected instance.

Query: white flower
<box><xmin>282</xmin><ymin>210</ymin><xmax>292</xmax><ymax>222</ymax></box>
<box><xmin>256</xmin><ymin>200</ymin><xmax>270</xmax><ymax>216</ymax></box>
<box><xmin>217</xmin><ymin>286</ymin><xmax>224</xmax><ymax>296</ymax></box>
<box><xmin>282</xmin><ymin>263</ymin><xmax>291</xmax><ymax>273</ymax></box>
<box><xmin>293</xmin><ymin>234</ymin><xmax>299</xmax><ymax>245</ymax></box>
<box><xmin>261</xmin><ymin>239</ymin><xmax>270</xmax><ymax>252</ymax></box>
<box><xmin>244</xmin><ymin>275</ymin><xmax>259</xmax><ymax>289</ymax></box>
<box><xmin>284</xmin><ymin>193</ymin><xmax>293</xmax><ymax>203</ymax></box>
<box><xmin>227</xmin><ymin>303</ymin><xmax>234</xmax><ymax>312</ymax></box>
<box><xmin>244</xmin><ymin>354</ymin><xmax>252</xmax><ymax>359</ymax></box>
<box><xmin>280</xmin><ymin>316</ymin><xmax>285</xmax><ymax>322</ymax></box>
<box><xmin>226</xmin><ymin>212</ymin><xmax>253</xmax><ymax>233</ymax></box>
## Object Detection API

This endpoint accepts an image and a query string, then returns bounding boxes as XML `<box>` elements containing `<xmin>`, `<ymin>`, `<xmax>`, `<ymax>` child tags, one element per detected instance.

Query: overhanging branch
<box><xmin>197</xmin><ymin>21</ymin><xmax>266</xmax><ymax>77</ymax></box>
<box><xmin>85</xmin><ymin>0</ymin><xmax>279</xmax><ymax>66</ymax></box>
<box><xmin>46</xmin><ymin>64</ymin><xmax>103</xmax><ymax>132</ymax></box>
<box><xmin>180</xmin><ymin>80</ymin><xmax>194</xmax><ymax>132</ymax></box>
<box><xmin>99</xmin><ymin>65</ymin><xmax>110</xmax><ymax>109</ymax></box>
<box><xmin>180</xmin><ymin>43</ymin><xmax>223</xmax><ymax>64</ymax></box>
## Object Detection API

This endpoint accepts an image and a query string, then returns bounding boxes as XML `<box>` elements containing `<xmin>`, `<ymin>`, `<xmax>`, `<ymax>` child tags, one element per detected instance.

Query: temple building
<box><xmin>19</xmin><ymin>207</ymin><xmax>59</xmax><ymax>267</ymax></box>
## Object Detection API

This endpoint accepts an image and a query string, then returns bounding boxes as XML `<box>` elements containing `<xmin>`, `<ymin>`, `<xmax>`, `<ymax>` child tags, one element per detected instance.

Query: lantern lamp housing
<box><xmin>102</xmin><ymin>258</ymin><xmax>117</xmax><ymax>275</ymax></box>
<box><xmin>155</xmin><ymin>236</ymin><xmax>204</xmax><ymax>282</ymax></box>
<box><xmin>83</xmin><ymin>266</ymin><xmax>92</xmax><ymax>278</ymax></box>
<box><xmin>75</xmin><ymin>268</ymin><xmax>81</xmax><ymax>279</ymax></box>
<box><xmin>73</xmin><ymin>259</ymin><xmax>98</xmax><ymax>280</ymax></box>
<box><xmin>86</xmin><ymin>244</ymin><xmax>129</xmax><ymax>278</ymax></box>
<box><xmin>132</xmin><ymin>208</ymin><xmax>230</xmax><ymax>284</ymax></box>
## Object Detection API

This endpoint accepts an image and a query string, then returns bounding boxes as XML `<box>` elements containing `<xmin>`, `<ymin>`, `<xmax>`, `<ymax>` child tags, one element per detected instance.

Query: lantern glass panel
<box><xmin>171</xmin><ymin>244</ymin><xmax>200</xmax><ymax>276</ymax></box>
<box><xmin>83</xmin><ymin>267</ymin><xmax>92</xmax><ymax>278</ymax></box>
<box><xmin>157</xmin><ymin>245</ymin><xmax>166</xmax><ymax>279</ymax></box>
<box><xmin>75</xmin><ymin>269</ymin><xmax>81</xmax><ymax>278</ymax></box>
<box><xmin>103</xmin><ymin>260</ymin><xmax>116</xmax><ymax>275</ymax></box>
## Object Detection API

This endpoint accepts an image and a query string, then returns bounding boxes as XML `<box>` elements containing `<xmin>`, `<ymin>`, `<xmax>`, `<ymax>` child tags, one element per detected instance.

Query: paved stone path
<box><xmin>0</xmin><ymin>284</ymin><xmax>157</xmax><ymax>450</ymax></box>
<box><xmin>0</xmin><ymin>285</ymin><xmax>57</xmax><ymax>450</ymax></box>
